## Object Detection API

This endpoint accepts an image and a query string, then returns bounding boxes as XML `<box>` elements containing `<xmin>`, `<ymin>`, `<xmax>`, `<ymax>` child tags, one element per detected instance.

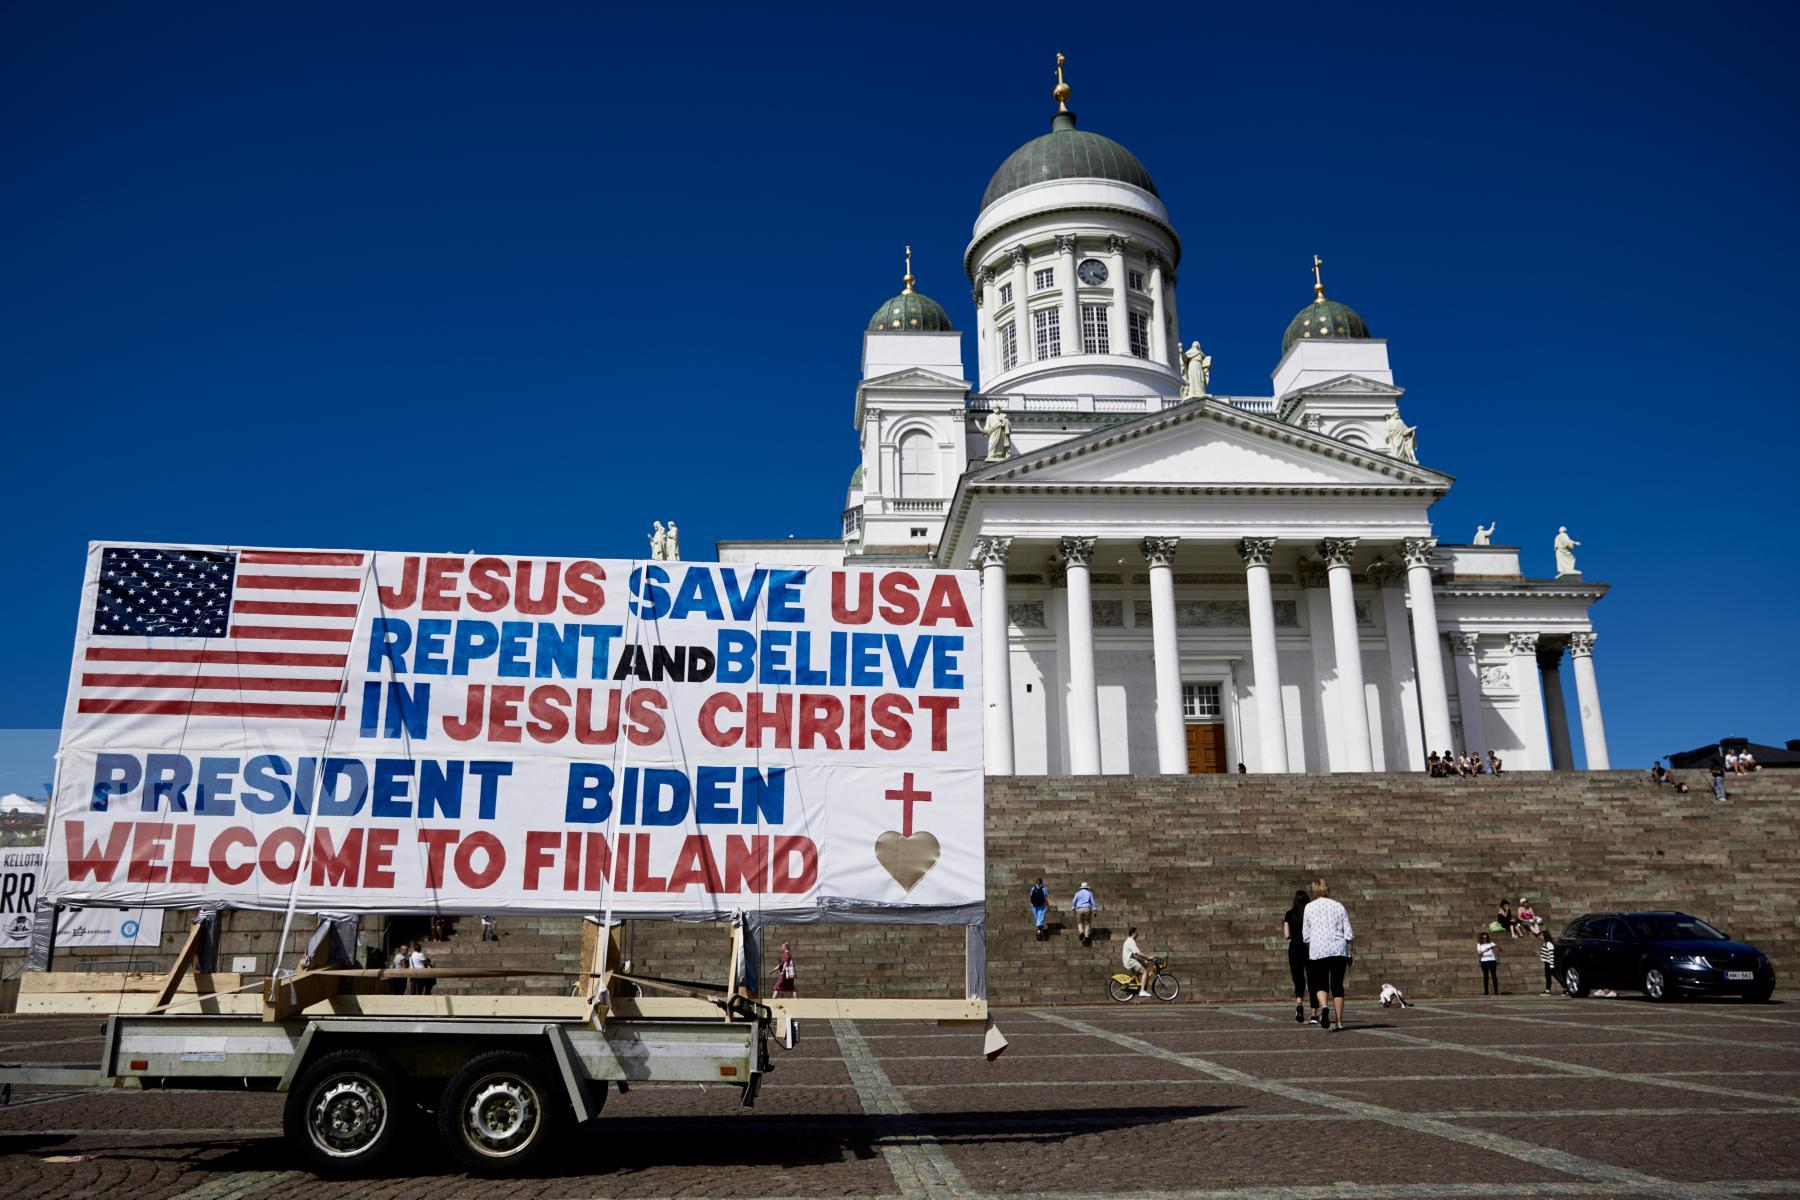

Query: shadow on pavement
<box><xmin>189</xmin><ymin>1104</ymin><xmax>1240</xmax><ymax>1179</ymax></box>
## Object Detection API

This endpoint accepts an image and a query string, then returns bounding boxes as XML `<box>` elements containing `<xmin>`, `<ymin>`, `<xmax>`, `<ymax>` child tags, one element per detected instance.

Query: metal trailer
<box><xmin>0</xmin><ymin>1007</ymin><xmax>771</xmax><ymax>1176</ymax></box>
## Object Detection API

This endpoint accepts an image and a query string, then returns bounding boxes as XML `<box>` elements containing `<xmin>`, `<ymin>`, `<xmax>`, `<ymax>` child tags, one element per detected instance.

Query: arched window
<box><xmin>899</xmin><ymin>431</ymin><xmax>936</xmax><ymax>497</ymax></box>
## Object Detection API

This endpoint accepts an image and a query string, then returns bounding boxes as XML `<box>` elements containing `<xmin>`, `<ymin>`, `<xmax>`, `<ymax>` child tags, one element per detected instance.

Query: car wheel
<box><xmin>1563</xmin><ymin>965</ymin><xmax>1588</xmax><ymax>998</ymax></box>
<box><xmin>1644</xmin><ymin>964</ymin><xmax>1671</xmax><ymax>1002</ymax></box>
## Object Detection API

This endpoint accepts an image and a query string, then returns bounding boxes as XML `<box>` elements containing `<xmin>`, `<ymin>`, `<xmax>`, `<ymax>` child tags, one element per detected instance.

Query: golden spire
<box><xmin>903</xmin><ymin>244</ymin><xmax>915</xmax><ymax>294</ymax></box>
<box><xmin>1312</xmin><ymin>254</ymin><xmax>1327</xmax><ymax>303</ymax></box>
<box><xmin>1053</xmin><ymin>52</ymin><xmax>1071</xmax><ymax>112</ymax></box>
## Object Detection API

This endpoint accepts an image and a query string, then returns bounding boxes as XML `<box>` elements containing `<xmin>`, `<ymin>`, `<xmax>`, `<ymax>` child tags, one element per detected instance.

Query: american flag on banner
<box><xmin>78</xmin><ymin>546</ymin><xmax>367</xmax><ymax>722</ymax></box>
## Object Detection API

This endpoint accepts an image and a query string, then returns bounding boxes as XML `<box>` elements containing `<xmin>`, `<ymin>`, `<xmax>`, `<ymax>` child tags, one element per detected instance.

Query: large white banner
<box><xmin>1</xmin><ymin>849</ymin><xmax>164</xmax><ymax>949</ymax></box>
<box><xmin>44</xmin><ymin>544</ymin><xmax>983</xmax><ymax>917</ymax></box>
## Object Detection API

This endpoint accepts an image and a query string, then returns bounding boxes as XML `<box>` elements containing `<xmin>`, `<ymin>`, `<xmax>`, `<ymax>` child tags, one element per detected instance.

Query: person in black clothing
<box><xmin>1282</xmin><ymin>889</ymin><xmax>1313</xmax><ymax>1024</ymax></box>
<box><xmin>1709</xmin><ymin>752</ymin><xmax>1729</xmax><ymax>801</ymax></box>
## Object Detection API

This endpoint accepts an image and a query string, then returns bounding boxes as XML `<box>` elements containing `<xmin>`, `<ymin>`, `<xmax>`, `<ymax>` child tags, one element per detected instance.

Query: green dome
<box><xmin>1282</xmin><ymin>296</ymin><xmax>1371</xmax><ymax>356</ymax></box>
<box><xmin>982</xmin><ymin>111</ymin><xmax>1158</xmax><ymax>209</ymax></box>
<box><xmin>849</xmin><ymin>465</ymin><xmax>863</xmax><ymax>487</ymax></box>
<box><xmin>867</xmin><ymin>288</ymin><xmax>955</xmax><ymax>333</ymax></box>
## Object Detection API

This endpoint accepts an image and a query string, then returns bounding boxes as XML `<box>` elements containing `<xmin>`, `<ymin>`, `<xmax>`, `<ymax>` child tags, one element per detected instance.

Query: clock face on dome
<box><xmin>1077</xmin><ymin>258</ymin><xmax>1109</xmax><ymax>286</ymax></box>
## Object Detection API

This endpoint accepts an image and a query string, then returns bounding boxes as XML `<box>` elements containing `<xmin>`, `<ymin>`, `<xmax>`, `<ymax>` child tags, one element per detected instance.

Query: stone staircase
<box><xmin>404</xmin><ymin>770</ymin><xmax>1800</xmax><ymax>1006</ymax></box>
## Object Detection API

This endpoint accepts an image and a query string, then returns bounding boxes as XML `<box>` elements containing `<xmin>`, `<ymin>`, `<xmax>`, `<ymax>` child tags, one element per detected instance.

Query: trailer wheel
<box><xmin>437</xmin><ymin>1050</ymin><xmax>569</xmax><ymax>1174</ymax></box>
<box><xmin>284</xmin><ymin>1049</ymin><xmax>403</xmax><ymax>1175</ymax></box>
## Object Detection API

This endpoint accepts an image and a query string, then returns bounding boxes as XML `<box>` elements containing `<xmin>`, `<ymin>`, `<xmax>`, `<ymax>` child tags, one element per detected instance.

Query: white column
<box><xmin>1539</xmin><ymin>643</ymin><xmax>1574</xmax><ymax>771</ymax></box>
<box><xmin>1301</xmin><ymin>562</ymin><xmax>1342</xmax><ymax>769</ymax></box>
<box><xmin>1060</xmin><ymin>536</ymin><xmax>1101</xmax><ymax>774</ymax></box>
<box><xmin>1238</xmin><ymin>537</ymin><xmax>1289</xmax><ymax>772</ymax></box>
<box><xmin>1106</xmin><ymin>234</ymin><xmax>1127</xmax><ymax>356</ymax></box>
<box><xmin>1009</xmin><ymin>246</ymin><xmax>1033</xmax><ymax>365</ymax></box>
<box><xmin>1370</xmin><ymin>560</ymin><xmax>1423</xmax><ymax>771</ymax></box>
<box><xmin>1448</xmin><ymin>633</ymin><xmax>1485</xmax><ymax>758</ymax></box>
<box><xmin>1057</xmin><ymin>234</ymin><xmax>1080</xmax><ymax>355</ymax></box>
<box><xmin>972</xmin><ymin>537</ymin><xmax>1014</xmax><ymax>774</ymax></box>
<box><xmin>1568</xmin><ymin>632</ymin><xmax>1610</xmax><ymax>769</ymax></box>
<box><xmin>1319</xmin><ymin>538</ymin><xmax>1372</xmax><ymax>771</ymax></box>
<box><xmin>1143</xmin><ymin>537</ymin><xmax>1187</xmax><ymax>774</ymax></box>
<box><xmin>1147</xmin><ymin>250</ymin><xmax>1169</xmax><ymax>367</ymax></box>
<box><xmin>975</xmin><ymin>266</ymin><xmax>996</xmax><ymax>386</ymax></box>
<box><xmin>1164</xmin><ymin>265</ymin><xmax>1182</xmax><ymax>368</ymax></box>
<box><xmin>1400</xmin><ymin>537</ymin><xmax>1455</xmax><ymax>757</ymax></box>
<box><xmin>1508</xmin><ymin>631</ymin><xmax>1551</xmax><ymax>770</ymax></box>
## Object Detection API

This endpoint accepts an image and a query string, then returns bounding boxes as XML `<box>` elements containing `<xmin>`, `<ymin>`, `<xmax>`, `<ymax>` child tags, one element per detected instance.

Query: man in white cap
<box><xmin>1070</xmin><ymin>882</ymin><xmax>1098</xmax><ymax>944</ymax></box>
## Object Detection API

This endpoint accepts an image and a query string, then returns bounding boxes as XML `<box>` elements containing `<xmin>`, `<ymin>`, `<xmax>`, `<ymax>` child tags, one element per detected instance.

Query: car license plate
<box><xmin>1726</xmin><ymin>971</ymin><xmax>1755</xmax><ymax>981</ymax></box>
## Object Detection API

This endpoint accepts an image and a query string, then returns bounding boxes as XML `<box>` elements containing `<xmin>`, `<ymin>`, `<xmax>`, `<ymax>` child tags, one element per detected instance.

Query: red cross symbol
<box><xmin>884</xmin><ymin>772</ymin><xmax>932</xmax><ymax>837</ymax></box>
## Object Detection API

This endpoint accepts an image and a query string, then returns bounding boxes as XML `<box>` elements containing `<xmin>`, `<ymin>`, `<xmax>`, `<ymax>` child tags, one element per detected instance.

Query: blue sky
<box><xmin>2</xmin><ymin>2</ymin><xmax>1795</xmax><ymax>775</ymax></box>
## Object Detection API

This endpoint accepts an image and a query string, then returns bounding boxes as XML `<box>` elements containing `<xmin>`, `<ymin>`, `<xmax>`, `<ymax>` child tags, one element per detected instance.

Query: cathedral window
<box><xmin>898</xmin><ymin>432</ymin><xmax>936</xmax><ymax>498</ymax></box>
<box><xmin>999</xmin><ymin>282</ymin><xmax>1013</xmax><ymax>307</ymax></box>
<box><xmin>1128</xmin><ymin>269</ymin><xmax>1145</xmax><ymax>292</ymax></box>
<box><xmin>1000</xmin><ymin>320</ymin><xmax>1018</xmax><ymax>370</ymax></box>
<box><xmin>1128</xmin><ymin>310</ymin><xmax>1149</xmax><ymax>358</ymax></box>
<box><xmin>1033</xmin><ymin>267</ymin><xmax>1055</xmax><ymax>292</ymax></box>
<box><xmin>1182</xmin><ymin>683</ymin><xmax>1222</xmax><ymax>719</ymax></box>
<box><xmin>1033</xmin><ymin>308</ymin><xmax>1062</xmax><ymax>359</ymax></box>
<box><xmin>1081</xmin><ymin>304</ymin><xmax>1110</xmax><ymax>354</ymax></box>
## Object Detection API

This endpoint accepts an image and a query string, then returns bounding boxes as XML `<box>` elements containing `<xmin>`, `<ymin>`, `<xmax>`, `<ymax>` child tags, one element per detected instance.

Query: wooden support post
<box><xmin>262</xmin><ymin>969</ymin><xmax>342</xmax><ymax>1022</ymax></box>
<box><xmin>725</xmin><ymin>918</ymin><xmax>745</xmax><ymax>1022</ymax></box>
<box><xmin>152</xmin><ymin>918</ymin><xmax>206</xmax><ymax>1011</ymax></box>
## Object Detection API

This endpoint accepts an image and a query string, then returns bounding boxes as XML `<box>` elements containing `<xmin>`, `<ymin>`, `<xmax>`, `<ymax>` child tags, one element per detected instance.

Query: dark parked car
<box><xmin>1555</xmin><ymin>911</ymin><xmax>1776</xmax><ymax>1002</ymax></box>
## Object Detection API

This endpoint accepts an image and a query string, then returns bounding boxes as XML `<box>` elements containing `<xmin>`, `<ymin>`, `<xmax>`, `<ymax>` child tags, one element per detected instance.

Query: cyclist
<box><xmin>1121</xmin><ymin>926</ymin><xmax>1153</xmax><ymax>997</ymax></box>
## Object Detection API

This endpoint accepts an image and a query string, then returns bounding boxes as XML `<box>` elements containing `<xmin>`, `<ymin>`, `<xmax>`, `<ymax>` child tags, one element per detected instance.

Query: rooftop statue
<box><xmin>1181</xmin><ymin>341</ymin><xmax>1211</xmax><ymax>399</ymax></box>
<box><xmin>976</xmin><ymin>408</ymin><xmax>1013</xmax><ymax>461</ymax></box>
<box><xmin>1473</xmin><ymin>522</ymin><xmax>1496</xmax><ymax>546</ymax></box>
<box><xmin>665</xmin><ymin>521</ymin><xmax>680</xmax><ymax>561</ymax></box>
<box><xmin>649</xmin><ymin>521</ymin><xmax>667</xmax><ymax>561</ymax></box>
<box><xmin>1383</xmin><ymin>409</ymin><xmax>1419</xmax><ymax>464</ymax></box>
<box><xmin>1554</xmin><ymin>526</ymin><xmax>1580</xmax><ymax>576</ymax></box>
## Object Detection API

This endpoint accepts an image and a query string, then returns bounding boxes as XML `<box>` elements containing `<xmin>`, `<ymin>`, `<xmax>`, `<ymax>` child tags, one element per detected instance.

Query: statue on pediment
<box><xmin>649</xmin><ymin>521</ymin><xmax>667</xmax><ymax>561</ymax></box>
<box><xmin>1473</xmin><ymin>522</ymin><xmax>1496</xmax><ymax>546</ymax></box>
<box><xmin>1181</xmin><ymin>341</ymin><xmax>1212</xmax><ymax>398</ymax></box>
<box><xmin>975</xmin><ymin>408</ymin><xmax>1013</xmax><ymax>461</ymax></box>
<box><xmin>665</xmin><ymin>521</ymin><xmax>680</xmax><ymax>561</ymax></box>
<box><xmin>1554</xmin><ymin>526</ymin><xmax>1580</xmax><ymax>576</ymax></box>
<box><xmin>1383</xmin><ymin>409</ymin><xmax>1419</xmax><ymax>463</ymax></box>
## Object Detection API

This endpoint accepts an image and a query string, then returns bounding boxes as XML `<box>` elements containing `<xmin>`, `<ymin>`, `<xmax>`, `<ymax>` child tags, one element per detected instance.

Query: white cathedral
<box><xmin>720</xmin><ymin>61</ymin><xmax>1611</xmax><ymax>778</ymax></box>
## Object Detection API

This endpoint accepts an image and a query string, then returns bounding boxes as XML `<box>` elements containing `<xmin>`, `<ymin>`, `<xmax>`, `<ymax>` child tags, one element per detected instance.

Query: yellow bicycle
<box><xmin>1107</xmin><ymin>955</ymin><xmax>1179</xmax><ymax>1002</ymax></box>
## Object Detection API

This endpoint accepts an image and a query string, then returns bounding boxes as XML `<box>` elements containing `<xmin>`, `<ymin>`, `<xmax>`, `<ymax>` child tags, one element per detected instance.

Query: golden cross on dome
<box><xmin>1312</xmin><ymin>254</ymin><xmax>1326</xmax><ymax>301</ymax></box>
<box><xmin>1054</xmin><ymin>53</ymin><xmax>1071</xmax><ymax>112</ymax></box>
<box><xmin>903</xmin><ymin>244</ymin><xmax>915</xmax><ymax>293</ymax></box>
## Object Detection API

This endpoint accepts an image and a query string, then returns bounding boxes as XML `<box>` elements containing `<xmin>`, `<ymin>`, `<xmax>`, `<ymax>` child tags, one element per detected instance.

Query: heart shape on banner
<box><xmin>874</xmin><ymin>830</ymin><xmax>940</xmax><ymax>891</ymax></box>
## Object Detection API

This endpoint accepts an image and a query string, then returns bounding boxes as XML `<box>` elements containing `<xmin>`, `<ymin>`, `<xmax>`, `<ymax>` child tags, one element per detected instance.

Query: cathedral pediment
<box><xmin>1285</xmin><ymin>373</ymin><xmax>1404</xmax><ymax>399</ymax></box>
<box><xmin>858</xmin><ymin>367</ymin><xmax>970</xmax><ymax>392</ymax></box>
<box><xmin>965</xmin><ymin>399</ymin><xmax>1449</xmax><ymax>490</ymax></box>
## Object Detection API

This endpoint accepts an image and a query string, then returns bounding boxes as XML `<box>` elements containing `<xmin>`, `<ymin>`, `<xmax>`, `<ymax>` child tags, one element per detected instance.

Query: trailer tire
<box><xmin>284</xmin><ymin>1049</ymin><xmax>404</xmax><ymax>1175</ymax></box>
<box><xmin>437</xmin><ymin>1050</ymin><xmax>570</xmax><ymax>1174</ymax></box>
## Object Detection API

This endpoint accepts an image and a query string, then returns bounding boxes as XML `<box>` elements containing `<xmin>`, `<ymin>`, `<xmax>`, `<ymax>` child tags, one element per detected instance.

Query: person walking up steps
<box><xmin>1282</xmin><ymin>889</ymin><xmax>1313</xmax><ymax>1024</ymax></box>
<box><xmin>1301</xmin><ymin>879</ymin><xmax>1354</xmax><ymax>1032</ymax></box>
<box><xmin>1028</xmin><ymin>878</ymin><xmax>1050</xmax><ymax>939</ymax></box>
<box><xmin>1070</xmin><ymin>882</ymin><xmax>1097</xmax><ymax>944</ymax></box>
<box><xmin>1478</xmin><ymin>932</ymin><xmax>1500</xmax><ymax>994</ymax></box>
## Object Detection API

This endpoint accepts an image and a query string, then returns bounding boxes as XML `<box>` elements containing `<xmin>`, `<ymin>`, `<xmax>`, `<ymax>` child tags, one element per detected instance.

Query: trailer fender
<box><xmin>543</xmin><ymin>1024</ymin><xmax>598</xmax><ymax>1123</ymax></box>
<box><xmin>277</xmin><ymin>1023</ymin><xmax>321</xmax><ymax>1093</ymax></box>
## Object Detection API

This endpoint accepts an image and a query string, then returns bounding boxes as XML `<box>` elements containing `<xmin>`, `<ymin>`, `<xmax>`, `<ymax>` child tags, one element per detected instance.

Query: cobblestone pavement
<box><xmin>3</xmin><ymin>997</ymin><xmax>1799</xmax><ymax>1199</ymax></box>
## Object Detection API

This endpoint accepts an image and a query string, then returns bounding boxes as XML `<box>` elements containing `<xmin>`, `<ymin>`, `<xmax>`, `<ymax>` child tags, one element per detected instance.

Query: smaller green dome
<box><xmin>849</xmin><ymin>465</ymin><xmax>863</xmax><ymax>487</ymax></box>
<box><xmin>1282</xmin><ymin>296</ymin><xmax>1370</xmax><ymax>356</ymax></box>
<box><xmin>868</xmin><ymin>288</ymin><xmax>955</xmax><ymax>333</ymax></box>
